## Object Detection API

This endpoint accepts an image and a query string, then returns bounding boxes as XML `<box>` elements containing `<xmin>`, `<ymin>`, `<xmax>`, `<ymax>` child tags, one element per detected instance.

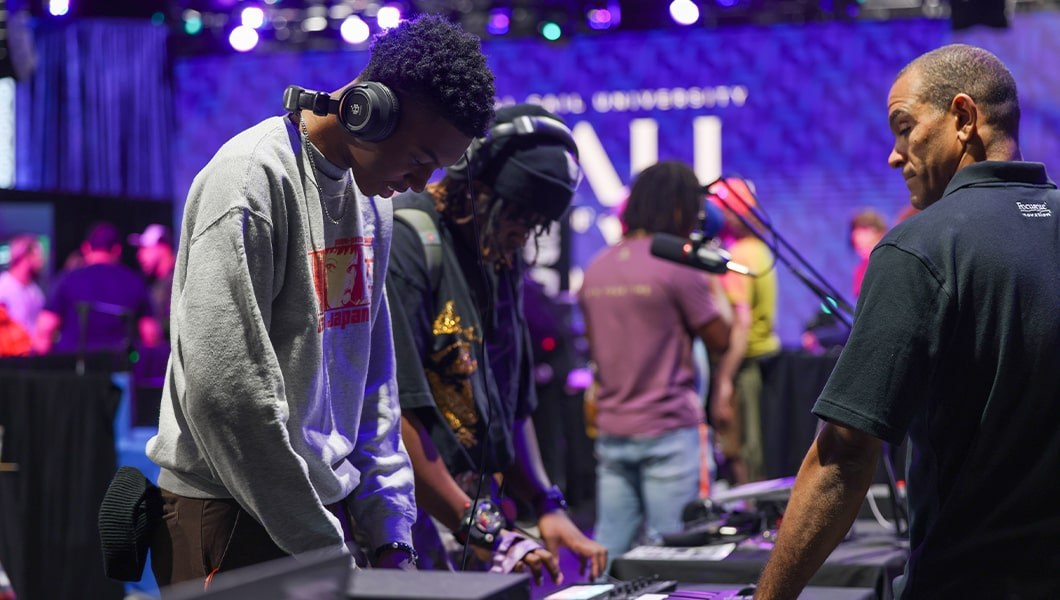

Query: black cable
<box><xmin>458</xmin><ymin>154</ymin><xmax>499</xmax><ymax>572</ymax></box>
<box><xmin>881</xmin><ymin>442</ymin><xmax>909</xmax><ymax>537</ymax></box>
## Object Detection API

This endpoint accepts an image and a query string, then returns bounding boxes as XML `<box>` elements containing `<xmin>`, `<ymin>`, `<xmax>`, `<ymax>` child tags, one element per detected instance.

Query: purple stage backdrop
<box><xmin>172</xmin><ymin>14</ymin><xmax>1060</xmax><ymax>345</ymax></box>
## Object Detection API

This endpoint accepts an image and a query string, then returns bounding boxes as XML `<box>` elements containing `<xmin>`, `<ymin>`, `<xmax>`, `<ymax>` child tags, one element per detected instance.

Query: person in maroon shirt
<box><xmin>579</xmin><ymin>161</ymin><xmax>732</xmax><ymax>571</ymax></box>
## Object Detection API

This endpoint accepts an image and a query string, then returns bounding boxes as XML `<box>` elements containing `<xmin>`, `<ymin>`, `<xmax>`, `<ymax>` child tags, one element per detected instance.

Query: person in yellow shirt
<box><xmin>708</xmin><ymin>178</ymin><xmax>781</xmax><ymax>485</ymax></box>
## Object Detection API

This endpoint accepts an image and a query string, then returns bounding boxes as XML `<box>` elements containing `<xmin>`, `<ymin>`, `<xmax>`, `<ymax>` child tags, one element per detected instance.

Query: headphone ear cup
<box><xmin>337</xmin><ymin>81</ymin><xmax>400</xmax><ymax>142</ymax></box>
<box><xmin>446</xmin><ymin>137</ymin><xmax>485</xmax><ymax>179</ymax></box>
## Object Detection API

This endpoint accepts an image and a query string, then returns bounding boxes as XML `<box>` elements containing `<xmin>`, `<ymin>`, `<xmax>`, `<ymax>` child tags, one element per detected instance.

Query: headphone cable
<box><xmin>458</xmin><ymin>156</ymin><xmax>501</xmax><ymax>573</ymax></box>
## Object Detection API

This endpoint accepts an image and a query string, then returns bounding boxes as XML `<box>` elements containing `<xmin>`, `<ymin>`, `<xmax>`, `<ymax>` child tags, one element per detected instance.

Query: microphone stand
<box><xmin>708</xmin><ymin>177</ymin><xmax>854</xmax><ymax>329</ymax></box>
<box><xmin>709</xmin><ymin>177</ymin><xmax>907</xmax><ymax>538</ymax></box>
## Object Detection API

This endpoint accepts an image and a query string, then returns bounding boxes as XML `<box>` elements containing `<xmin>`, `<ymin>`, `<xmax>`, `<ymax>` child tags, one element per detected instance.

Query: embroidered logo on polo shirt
<box><xmin>1017</xmin><ymin>202</ymin><xmax>1052</xmax><ymax>218</ymax></box>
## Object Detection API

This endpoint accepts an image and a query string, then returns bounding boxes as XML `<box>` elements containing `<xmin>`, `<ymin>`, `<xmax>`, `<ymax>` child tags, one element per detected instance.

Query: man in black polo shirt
<box><xmin>756</xmin><ymin>45</ymin><xmax>1060</xmax><ymax>599</ymax></box>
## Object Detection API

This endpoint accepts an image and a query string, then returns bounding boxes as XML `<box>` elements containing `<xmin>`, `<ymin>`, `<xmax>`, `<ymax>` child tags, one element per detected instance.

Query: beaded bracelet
<box><xmin>374</xmin><ymin>541</ymin><xmax>419</xmax><ymax>566</ymax></box>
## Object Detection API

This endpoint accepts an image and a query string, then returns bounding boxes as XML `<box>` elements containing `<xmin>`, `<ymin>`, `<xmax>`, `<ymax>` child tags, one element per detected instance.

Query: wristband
<box><xmin>489</xmin><ymin>530</ymin><xmax>545</xmax><ymax>574</ymax></box>
<box><xmin>531</xmin><ymin>485</ymin><xmax>568</xmax><ymax>516</ymax></box>
<box><xmin>374</xmin><ymin>541</ymin><xmax>418</xmax><ymax>566</ymax></box>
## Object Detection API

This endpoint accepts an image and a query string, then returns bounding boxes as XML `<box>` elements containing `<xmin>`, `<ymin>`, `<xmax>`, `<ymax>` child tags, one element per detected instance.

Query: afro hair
<box><xmin>361</xmin><ymin>15</ymin><xmax>495</xmax><ymax>139</ymax></box>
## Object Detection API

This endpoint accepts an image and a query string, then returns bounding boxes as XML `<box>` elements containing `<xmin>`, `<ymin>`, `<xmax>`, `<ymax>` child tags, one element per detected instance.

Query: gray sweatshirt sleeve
<box><xmin>348</xmin><ymin>284</ymin><xmax>417</xmax><ymax>551</ymax></box>
<box><xmin>177</xmin><ymin>207</ymin><xmax>346</xmax><ymax>556</ymax></box>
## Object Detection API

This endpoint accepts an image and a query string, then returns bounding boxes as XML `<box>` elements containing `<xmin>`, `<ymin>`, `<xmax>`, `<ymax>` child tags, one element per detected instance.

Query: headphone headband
<box><xmin>448</xmin><ymin>113</ymin><xmax>579</xmax><ymax>180</ymax></box>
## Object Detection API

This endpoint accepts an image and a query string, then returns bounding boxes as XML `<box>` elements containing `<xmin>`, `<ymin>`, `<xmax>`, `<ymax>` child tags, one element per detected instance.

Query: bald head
<box><xmin>898</xmin><ymin>44</ymin><xmax>1020</xmax><ymax>142</ymax></box>
<box><xmin>886</xmin><ymin>45</ymin><xmax>1024</xmax><ymax>208</ymax></box>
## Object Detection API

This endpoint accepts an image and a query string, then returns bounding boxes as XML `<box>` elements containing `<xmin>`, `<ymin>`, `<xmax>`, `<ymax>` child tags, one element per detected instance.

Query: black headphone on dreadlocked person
<box><xmin>282</xmin><ymin>82</ymin><xmax>400</xmax><ymax>142</ymax></box>
<box><xmin>446</xmin><ymin>113</ymin><xmax>580</xmax><ymax>187</ymax></box>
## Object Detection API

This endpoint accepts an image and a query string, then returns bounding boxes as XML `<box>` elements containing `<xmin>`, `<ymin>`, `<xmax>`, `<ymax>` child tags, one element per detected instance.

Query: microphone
<box><xmin>650</xmin><ymin>233</ymin><xmax>755</xmax><ymax>276</ymax></box>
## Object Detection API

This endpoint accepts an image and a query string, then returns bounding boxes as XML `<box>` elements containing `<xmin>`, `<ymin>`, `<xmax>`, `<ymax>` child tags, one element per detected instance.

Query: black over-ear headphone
<box><xmin>447</xmin><ymin>114</ymin><xmax>579</xmax><ymax>184</ymax></box>
<box><xmin>282</xmin><ymin>82</ymin><xmax>400</xmax><ymax>143</ymax></box>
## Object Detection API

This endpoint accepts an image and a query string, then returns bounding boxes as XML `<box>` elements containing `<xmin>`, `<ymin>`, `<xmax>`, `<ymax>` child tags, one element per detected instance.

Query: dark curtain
<box><xmin>759</xmin><ymin>350</ymin><xmax>840</xmax><ymax>480</ymax></box>
<box><xmin>16</xmin><ymin>19</ymin><xmax>174</xmax><ymax>200</ymax></box>
<box><xmin>0</xmin><ymin>369</ymin><xmax>124</xmax><ymax>600</ymax></box>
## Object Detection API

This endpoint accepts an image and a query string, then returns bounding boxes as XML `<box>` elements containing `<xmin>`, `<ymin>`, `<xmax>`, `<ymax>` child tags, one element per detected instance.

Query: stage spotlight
<box><xmin>183</xmin><ymin>9</ymin><xmax>203</xmax><ymax>35</ymax></box>
<box><xmin>329</xmin><ymin>3</ymin><xmax>353</xmax><ymax>19</ymax></box>
<box><xmin>487</xmin><ymin>8</ymin><xmax>510</xmax><ymax>35</ymax></box>
<box><xmin>670</xmin><ymin>0</ymin><xmax>700</xmax><ymax>25</ymax></box>
<box><xmin>540</xmin><ymin>21</ymin><xmax>562</xmax><ymax>41</ymax></box>
<box><xmin>587</xmin><ymin>1</ymin><xmax>620</xmax><ymax>30</ymax></box>
<box><xmin>229</xmin><ymin>25</ymin><xmax>259</xmax><ymax>52</ymax></box>
<box><xmin>47</xmin><ymin>0</ymin><xmax>69</xmax><ymax>17</ymax></box>
<box><xmin>341</xmin><ymin>15</ymin><xmax>371</xmax><ymax>44</ymax></box>
<box><xmin>587</xmin><ymin>8</ymin><xmax>612</xmax><ymax>29</ymax></box>
<box><xmin>241</xmin><ymin>6</ymin><xmax>265</xmax><ymax>29</ymax></box>
<box><xmin>301</xmin><ymin>16</ymin><xmax>328</xmax><ymax>32</ymax></box>
<box><xmin>377</xmin><ymin>5</ymin><xmax>402</xmax><ymax>29</ymax></box>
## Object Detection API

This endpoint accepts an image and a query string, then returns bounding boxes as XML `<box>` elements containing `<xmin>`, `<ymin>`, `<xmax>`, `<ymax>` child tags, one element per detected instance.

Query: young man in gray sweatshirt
<box><xmin>146</xmin><ymin>15</ymin><xmax>495</xmax><ymax>587</ymax></box>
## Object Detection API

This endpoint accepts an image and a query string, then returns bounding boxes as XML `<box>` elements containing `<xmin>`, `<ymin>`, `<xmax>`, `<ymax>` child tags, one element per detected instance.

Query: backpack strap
<box><xmin>394</xmin><ymin>208</ymin><xmax>443</xmax><ymax>293</ymax></box>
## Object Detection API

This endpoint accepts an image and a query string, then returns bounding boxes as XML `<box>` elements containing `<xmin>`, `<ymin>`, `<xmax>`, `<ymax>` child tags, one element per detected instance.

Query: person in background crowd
<box><xmin>579</xmin><ymin>161</ymin><xmax>732</xmax><ymax>572</ymax></box>
<box><xmin>60</xmin><ymin>248</ymin><xmax>84</xmax><ymax>273</ymax></box>
<box><xmin>848</xmin><ymin>208</ymin><xmax>888</xmax><ymax>298</ymax></box>
<box><xmin>129</xmin><ymin>224</ymin><xmax>175</xmax><ymax>340</ymax></box>
<box><xmin>387</xmin><ymin>103</ymin><xmax>607</xmax><ymax>584</ymax></box>
<box><xmin>0</xmin><ymin>305</ymin><xmax>31</xmax><ymax>357</ymax></box>
<box><xmin>32</xmin><ymin>222</ymin><xmax>159</xmax><ymax>355</ymax></box>
<box><xmin>756</xmin><ymin>44</ymin><xmax>1060</xmax><ymax>599</ymax></box>
<box><xmin>801</xmin><ymin>208</ymin><xmax>889</xmax><ymax>353</ymax></box>
<box><xmin>0</xmin><ymin>234</ymin><xmax>45</xmax><ymax>337</ymax></box>
<box><xmin>145</xmin><ymin>15</ymin><xmax>495</xmax><ymax>587</ymax></box>
<box><xmin>708</xmin><ymin>178</ymin><xmax>780</xmax><ymax>485</ymax></box>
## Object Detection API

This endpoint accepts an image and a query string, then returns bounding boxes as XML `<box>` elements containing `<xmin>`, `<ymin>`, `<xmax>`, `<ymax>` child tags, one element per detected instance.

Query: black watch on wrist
<box><xmin>456</xmin><ymin>498</ymin><xmax>506</xmax><ymax>550</ymax></box>
<box><xmin>532</xmin><ymin>485</ymin><xmax>568</xmax><ymax>516</ymax></box>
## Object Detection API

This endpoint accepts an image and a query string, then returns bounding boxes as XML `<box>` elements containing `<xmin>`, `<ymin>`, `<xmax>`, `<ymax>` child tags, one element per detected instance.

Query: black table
<box><xmin>675</xmin><ymin>583</ymin><xmax>875</xmax><ymax>599</ymax></box>
<box><xmin>758</xmin><ymin>349</ymin><xmax>840</xmax><ymax>480</ymax></box>
<box><xmin>610</xmin><ymin>522</ymin><xmax>908</xmax><ymax>600</ymax></box>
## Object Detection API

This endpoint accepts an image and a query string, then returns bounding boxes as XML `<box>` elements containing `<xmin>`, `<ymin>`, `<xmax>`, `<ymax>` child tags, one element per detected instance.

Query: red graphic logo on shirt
<box><xmin>310</xmin><ymin>237</ymin><xmax>374</xmax><ymax>332</ymax></box>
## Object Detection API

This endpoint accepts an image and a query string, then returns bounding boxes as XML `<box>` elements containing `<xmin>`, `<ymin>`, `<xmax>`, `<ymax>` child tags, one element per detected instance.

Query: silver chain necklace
<box><xmin>300</xmin><ymin>115</ymin><xmax>351</xmax><ymax>224</ymax></box>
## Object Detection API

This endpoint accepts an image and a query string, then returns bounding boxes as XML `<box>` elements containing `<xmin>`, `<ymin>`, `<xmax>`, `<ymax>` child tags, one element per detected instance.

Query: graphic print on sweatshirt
<box><xmin>310</xmin><ymin>236</ymin><xmax>374</xmax><ymax>333</ymax></box>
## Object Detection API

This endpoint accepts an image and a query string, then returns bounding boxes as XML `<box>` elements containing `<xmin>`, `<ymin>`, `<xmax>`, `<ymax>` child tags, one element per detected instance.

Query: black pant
<box><xmin>150</xmin><ymin>489</ymin><xmax>288</xmax><ymax>591</ymax></box>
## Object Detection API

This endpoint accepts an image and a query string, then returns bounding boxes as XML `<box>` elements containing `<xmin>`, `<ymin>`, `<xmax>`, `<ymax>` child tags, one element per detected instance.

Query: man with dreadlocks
<box><xmin>386</xmin><ymin>104</ymin><xmax>607</xmax><ymax>584</ymax></box>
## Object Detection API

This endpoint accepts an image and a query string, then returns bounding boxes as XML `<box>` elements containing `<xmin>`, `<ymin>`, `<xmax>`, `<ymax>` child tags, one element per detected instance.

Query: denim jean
<box><xmin>593</xmin><ymin>426</ymin><xmax>703</xmax><ymax>573</ymax></box>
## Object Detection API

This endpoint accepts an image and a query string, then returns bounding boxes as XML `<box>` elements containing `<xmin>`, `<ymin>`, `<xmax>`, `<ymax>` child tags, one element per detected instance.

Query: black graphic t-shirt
<box><xmin>387</xmin><ymin>191</ymin><xmax>536</xmax><ymax>476</ymax></box>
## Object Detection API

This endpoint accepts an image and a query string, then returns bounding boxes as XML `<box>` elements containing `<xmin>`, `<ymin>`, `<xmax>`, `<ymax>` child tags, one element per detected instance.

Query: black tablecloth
<box><xmin>758</xmin><ymin>349</ymin><xmax>840</xmax><ymax>480</ymax></box>
<box><xmin>759</xmin><ymin>349</ymin><xmax>907</xmax><ymax>485</ymax></box>
<box><xmin>611</xmin><ymin>522</ymin><xmax>908</xmax><ymax>600</ymax></box>
<box><xmin>0</xmin><ymin>369</ymin><xmax>125</xmax><ymax>600</ymax></box>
